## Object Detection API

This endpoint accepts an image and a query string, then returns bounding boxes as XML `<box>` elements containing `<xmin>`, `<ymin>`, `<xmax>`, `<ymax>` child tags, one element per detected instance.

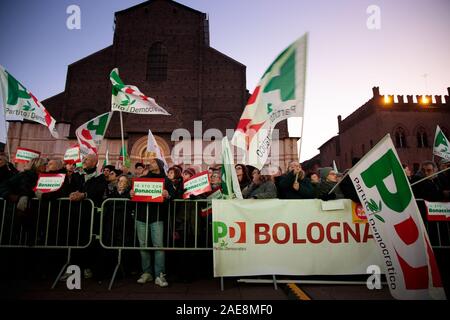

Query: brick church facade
<box><xmin>317</xmin><ymin>86</ymin><xmax>450</xmax><ymax>173</ymax></box>
<box><xmin>6</xmin><ymin>0</ymin><xmax>298</xmax><ymax>170</ymax></box>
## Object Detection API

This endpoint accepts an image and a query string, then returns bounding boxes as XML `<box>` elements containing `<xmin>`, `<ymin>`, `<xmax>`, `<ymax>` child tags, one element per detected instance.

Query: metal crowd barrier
<box><xmin>99</xmin><ymin>198</ymin><xmax>213</xmax><ymax>289</ymax></box>
<box><xmin>1</xmin><ymin>196</ymin><xmax>449</xmax><ymax>291</ymax></box>
<box><xmin>0</xmin><ymin>197</ymin><xmax>95</xmax><ymax>288</ymax></box>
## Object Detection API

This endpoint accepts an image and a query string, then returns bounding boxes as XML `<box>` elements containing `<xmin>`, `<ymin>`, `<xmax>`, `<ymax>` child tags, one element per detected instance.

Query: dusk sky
<box><xmin>0</xmin><ymin>0</ymin><xmax>449</xmax><ymax>161</ymax></box>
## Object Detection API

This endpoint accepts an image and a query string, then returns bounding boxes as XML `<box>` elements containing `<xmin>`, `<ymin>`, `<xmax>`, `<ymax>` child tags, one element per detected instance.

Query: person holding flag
<box><xmin>109</xmin><ymin>68</ymin><xmax>170</xmax><ymax>168</ymax></box>
<box><xmin>75</xmin><ymin>112</ymin><xmax>112</xmax><ymax>158</ymax></box>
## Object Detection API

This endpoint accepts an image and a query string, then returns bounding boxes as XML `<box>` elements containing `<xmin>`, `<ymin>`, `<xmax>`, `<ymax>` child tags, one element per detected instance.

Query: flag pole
<box><xmin>296</xmin><ymin>33</ymin><xmax>308</xmax><ymax>163</ymax></box>
<box><xmin>410</xmin><ymin>166</ymin><xmax>450</xmax><ymax>187</ymax></box>
<box><xmin>2</xmin><ymin>106</ymin><xmax>11</xmax><ymax>162</ymax></box>
<box><xmin>119</xmin><ymin>111</ymin><xmax>125</xmax><ymax>166</ymax></box>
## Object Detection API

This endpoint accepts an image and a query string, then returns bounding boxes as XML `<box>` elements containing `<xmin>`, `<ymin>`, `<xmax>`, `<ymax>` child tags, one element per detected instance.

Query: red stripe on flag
<box><xmin>247</xmin><ymin>86</ymin><xmax>261</xmax><ymax>105</ymax></box>
<box><xmin>395</xmin><ymin>249</ymin><xmax>429</xmax><ymax>290</ymax></box>
<box><xmin>394</xmin><ymin>216</ymin><xmax>419</xmax><ymax>245</ymax></box>
<box><xmin>125</xmin><ymin>87</ymin><xmax>135</xmax><ymax>94</ymax></box>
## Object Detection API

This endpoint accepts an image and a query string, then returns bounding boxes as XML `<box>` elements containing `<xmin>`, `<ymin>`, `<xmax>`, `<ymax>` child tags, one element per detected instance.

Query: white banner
<box><xmin>348</xmin><ymin>134</ymin><xmax>445</xmax><ymax>300</ymax></box>
<box><xmin>212</xmin><ymin>199</ymin><xmax>381</xmax><ymax>277</ymax></box>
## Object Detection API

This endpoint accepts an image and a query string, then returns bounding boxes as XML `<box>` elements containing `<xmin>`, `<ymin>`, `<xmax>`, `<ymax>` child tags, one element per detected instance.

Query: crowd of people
<box><xmin>0</xmin><ymin>152</ymin><xmax>449</xmax><ymax>287</ymax></box>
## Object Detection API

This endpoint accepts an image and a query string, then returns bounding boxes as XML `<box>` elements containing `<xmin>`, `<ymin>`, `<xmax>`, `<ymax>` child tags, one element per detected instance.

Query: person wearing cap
<box><xmin>317</xmin><ymin>167</ymin><xmax>343</xmax><ymax>201</ymax></box>
<box><xmin>242</xmin><ymin>167</ymin><xmax>277</xmax><ymax>199</ymax></box>
<box><xmin>134</xmin><ymin>162</ymin><xmax>145</xmax><ymax>177</ymax></box>
<box><xmin>278</xmin><ymin>161</ymin><xmax>314</xmax><ymax>199</ymax></box>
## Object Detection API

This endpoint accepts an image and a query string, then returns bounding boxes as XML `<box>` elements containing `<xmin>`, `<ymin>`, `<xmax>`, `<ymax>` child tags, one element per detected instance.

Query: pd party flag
<box><xmin>110</xmin><ymin>68</ymin><xmax>170</xmax><ymax>115</ymax></box>
<box><xmin>348</xmin><ymin>134</ymin><xmax>445</xmax><ymax>300</ymax></box>
<box><xmin>433</xmin><ymin>125</ymin><xmax>450</xmax><ymax>161</ymax></box>
<box><xmin>0</xmin><ymin>65</ymin><xmax>59</xmax><ymax>138</ymax></box>
<box><xmin>231</xmin><ymin>34</ymin><xmax>307</xmax><ymax>169</ymax></box>
<box><xmin>221</xmin><ymin>137</ymin><xmax>243</xmax><ymax>199</ymax></box>
<box><xmin>75</xmin><ymin>112</ymin><xmax>112</xmax><ymax>157</ymax></box>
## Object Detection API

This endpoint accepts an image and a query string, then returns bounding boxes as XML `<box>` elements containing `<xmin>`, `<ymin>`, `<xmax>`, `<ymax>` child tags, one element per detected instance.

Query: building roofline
<box><xmin>318</xmin><ymin>135</ymin><xmax>337</xmax><ymax>150</ymax></box>
<box><xmin>207</xmin><ymin>46</ymin><xmax>246</xmax><ymax>68</ymax></box>
<box><xmin>115</xmin><ymin>0</ymin><xmax>205</xmax><ymax>17</ymax></box>
<box><xmin>68</xmin><ymin>45</ymin><xmax>113</xmax><ymax>67</ymax></box>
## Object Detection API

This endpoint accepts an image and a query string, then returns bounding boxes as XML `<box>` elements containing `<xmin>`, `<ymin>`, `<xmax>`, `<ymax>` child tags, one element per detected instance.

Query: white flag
<box><xmin>110</xmin><ymin>68</ymin><xmax>170</xmax><ymax>115</ymax></box>
<box><xmin>333</xmin><ymin>160</ymin><xmax>339</xmax><ymax>173</ymax></box>
<box><xmin>147</xmin><ymin>129</ymin><xmax>168</xmax><ymax>173</ymax></box>
<box><xmin>433</xmin><ymin>125</ymin><xmax>450</xmax><ymax>161</ymax></box>
<box><xmin>348</xmin><ymin>134</ymin><xmax>445</xmax><ymax>300</ymax></box>
<box><xmin>231</xmin><ymin>34</ymin><xmax>307</xmax><ymax>169</ymax></box>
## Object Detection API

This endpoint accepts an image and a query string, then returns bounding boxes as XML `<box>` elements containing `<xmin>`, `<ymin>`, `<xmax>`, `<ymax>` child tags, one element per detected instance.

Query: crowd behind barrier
<box><xmin>0</xmin><ymin>196</ymin><xmax>449</xmax><ymax>290</ymax></box>
<box><xmin>0</xmin><ymin>154</ymin><xmax>449</xmax><ymax>291</ymax></box>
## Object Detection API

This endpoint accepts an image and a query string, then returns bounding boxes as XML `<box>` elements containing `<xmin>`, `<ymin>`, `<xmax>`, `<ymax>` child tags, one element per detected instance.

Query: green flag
<box><xmin>119</xmin><ymin>145</ymin><xmax>131</xmax><ymax>168</ymax></box>
<box><xmin>433</xmin><ymin>125</ymin><xmax>450</xmax><ymax>161</ymax></box>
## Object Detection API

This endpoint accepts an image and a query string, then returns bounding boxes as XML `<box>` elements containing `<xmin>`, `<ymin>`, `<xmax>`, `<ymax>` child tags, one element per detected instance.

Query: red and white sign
<box><xmin>64</xmin><ymin>145</ymin><xmax>81</xmax><ymax>164</ymax></box>
<box><xmin>424</xmin><ymin>201</ymin><xmax>450</xmax><ymax>221</ymax></box>
<box><xmin>131</xmin><ymin>178</ymin><xmax>165</xmax><ymax>202</ymax></box>
<box><xmin>15</xmin><ymin>147</ymin><xmax>40</xmax><ymax>163</ymax></box>
<box><xmin>34</xmin><ymin>173</ymin><xmax>66</xmax><ymax>193</ymax></box>
<box><xmin>182</xmin><ymin>171</ymin><xmax>212</xmax><ymax>199</ymax></box>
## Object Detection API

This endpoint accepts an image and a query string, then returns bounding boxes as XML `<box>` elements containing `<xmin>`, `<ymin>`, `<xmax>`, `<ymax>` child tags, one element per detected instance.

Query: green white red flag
<box><xmin>0</xmin><ymin>65</ymin><xmax>59</xmax><ymax>138</ymax></box>
<box><xmin>433</xmin><ymin>125</ymin><xmax>450</xmax><ymax>161</ymax></box>
<box><xmin>110</xmin><ymin>68</ymin><xmax>170</xmax><ymax>115</ymax></box>
<box><xmin>75</xmin><ymin>112</ymin><xmax>112</xmax><ymax>157</ymax></box>
<box><xmin>231</xmin><ymin>34</ymin><xmax>307</xmax><ymax>169</ymax></box>
<box><xmin>348</xmin><ymin>134</ymin><xmax>445</xmax><ymax>300</ymax></box>
<box><xmin>221</xmin><ymin>137</ymin><xmax>243</xmax><ymax>199</ymax></box>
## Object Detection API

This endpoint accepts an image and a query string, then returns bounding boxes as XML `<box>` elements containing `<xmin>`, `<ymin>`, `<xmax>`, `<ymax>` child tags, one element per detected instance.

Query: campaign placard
<box><xmin>34</xmin><ymin>173</ymin><xmax>66</xmax><ymax>193</ymax></box>
<box><xmin>424</xmin><ymin>201</ymin><xmax>450</xmax><ymax>221</ymax></box>
<box><xmin>15</xmin><ymin>147</ymin><xmax>40</xmax><ymax>163</ymax></box>
<box><xmin>182</xmin><ymin>171</ymin><xmax>212</xmax><ymax>199</ymax></box>
<box><xmin>132</xmin><ymin>178</ymin><xmax>165</xmax><ymax>202</ymax></box>
<box><xmin>64</xmin><ymin>146</ymin><xmax>81</xmax><ymax>163</ymax></box>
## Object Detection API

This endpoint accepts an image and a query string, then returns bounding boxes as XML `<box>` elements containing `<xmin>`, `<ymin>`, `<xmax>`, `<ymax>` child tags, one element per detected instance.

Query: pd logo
<box><xmin>213</xmin><ymin>221</ymin><xmax>246</xmax><ymax>245</ymax></box>
<box><xmin>352</xmin><ymin>202</ymin><xmax>367</xmax><ymax>224</ymax></box>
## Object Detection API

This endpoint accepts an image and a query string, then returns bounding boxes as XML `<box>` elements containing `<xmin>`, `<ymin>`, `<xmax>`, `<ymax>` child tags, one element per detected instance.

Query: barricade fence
<box><xmin>99</xmin><ymin>198</ymin><xmax>213</xmax><ymax>251</ymax></box>
<box><xmin>1</xmin><ymin>197</ymin><xmax>449</xmax><ymax>290</ymax></box>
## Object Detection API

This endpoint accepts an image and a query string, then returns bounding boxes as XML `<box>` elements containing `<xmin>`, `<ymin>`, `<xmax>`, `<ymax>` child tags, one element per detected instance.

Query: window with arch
<box><xmin>416</xmin><ymin>127</ymin><xmax>428</xmax><ymax>148</ymax></box>
<box><xmin>147</xmin><ymin>42</ymin><xmax>167</xmax><ymax>81</ymax></box>
<box><xmin>394</xmin><ymin>127</ymin><xmax>407</xmax><ymax>148</ymax></box>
